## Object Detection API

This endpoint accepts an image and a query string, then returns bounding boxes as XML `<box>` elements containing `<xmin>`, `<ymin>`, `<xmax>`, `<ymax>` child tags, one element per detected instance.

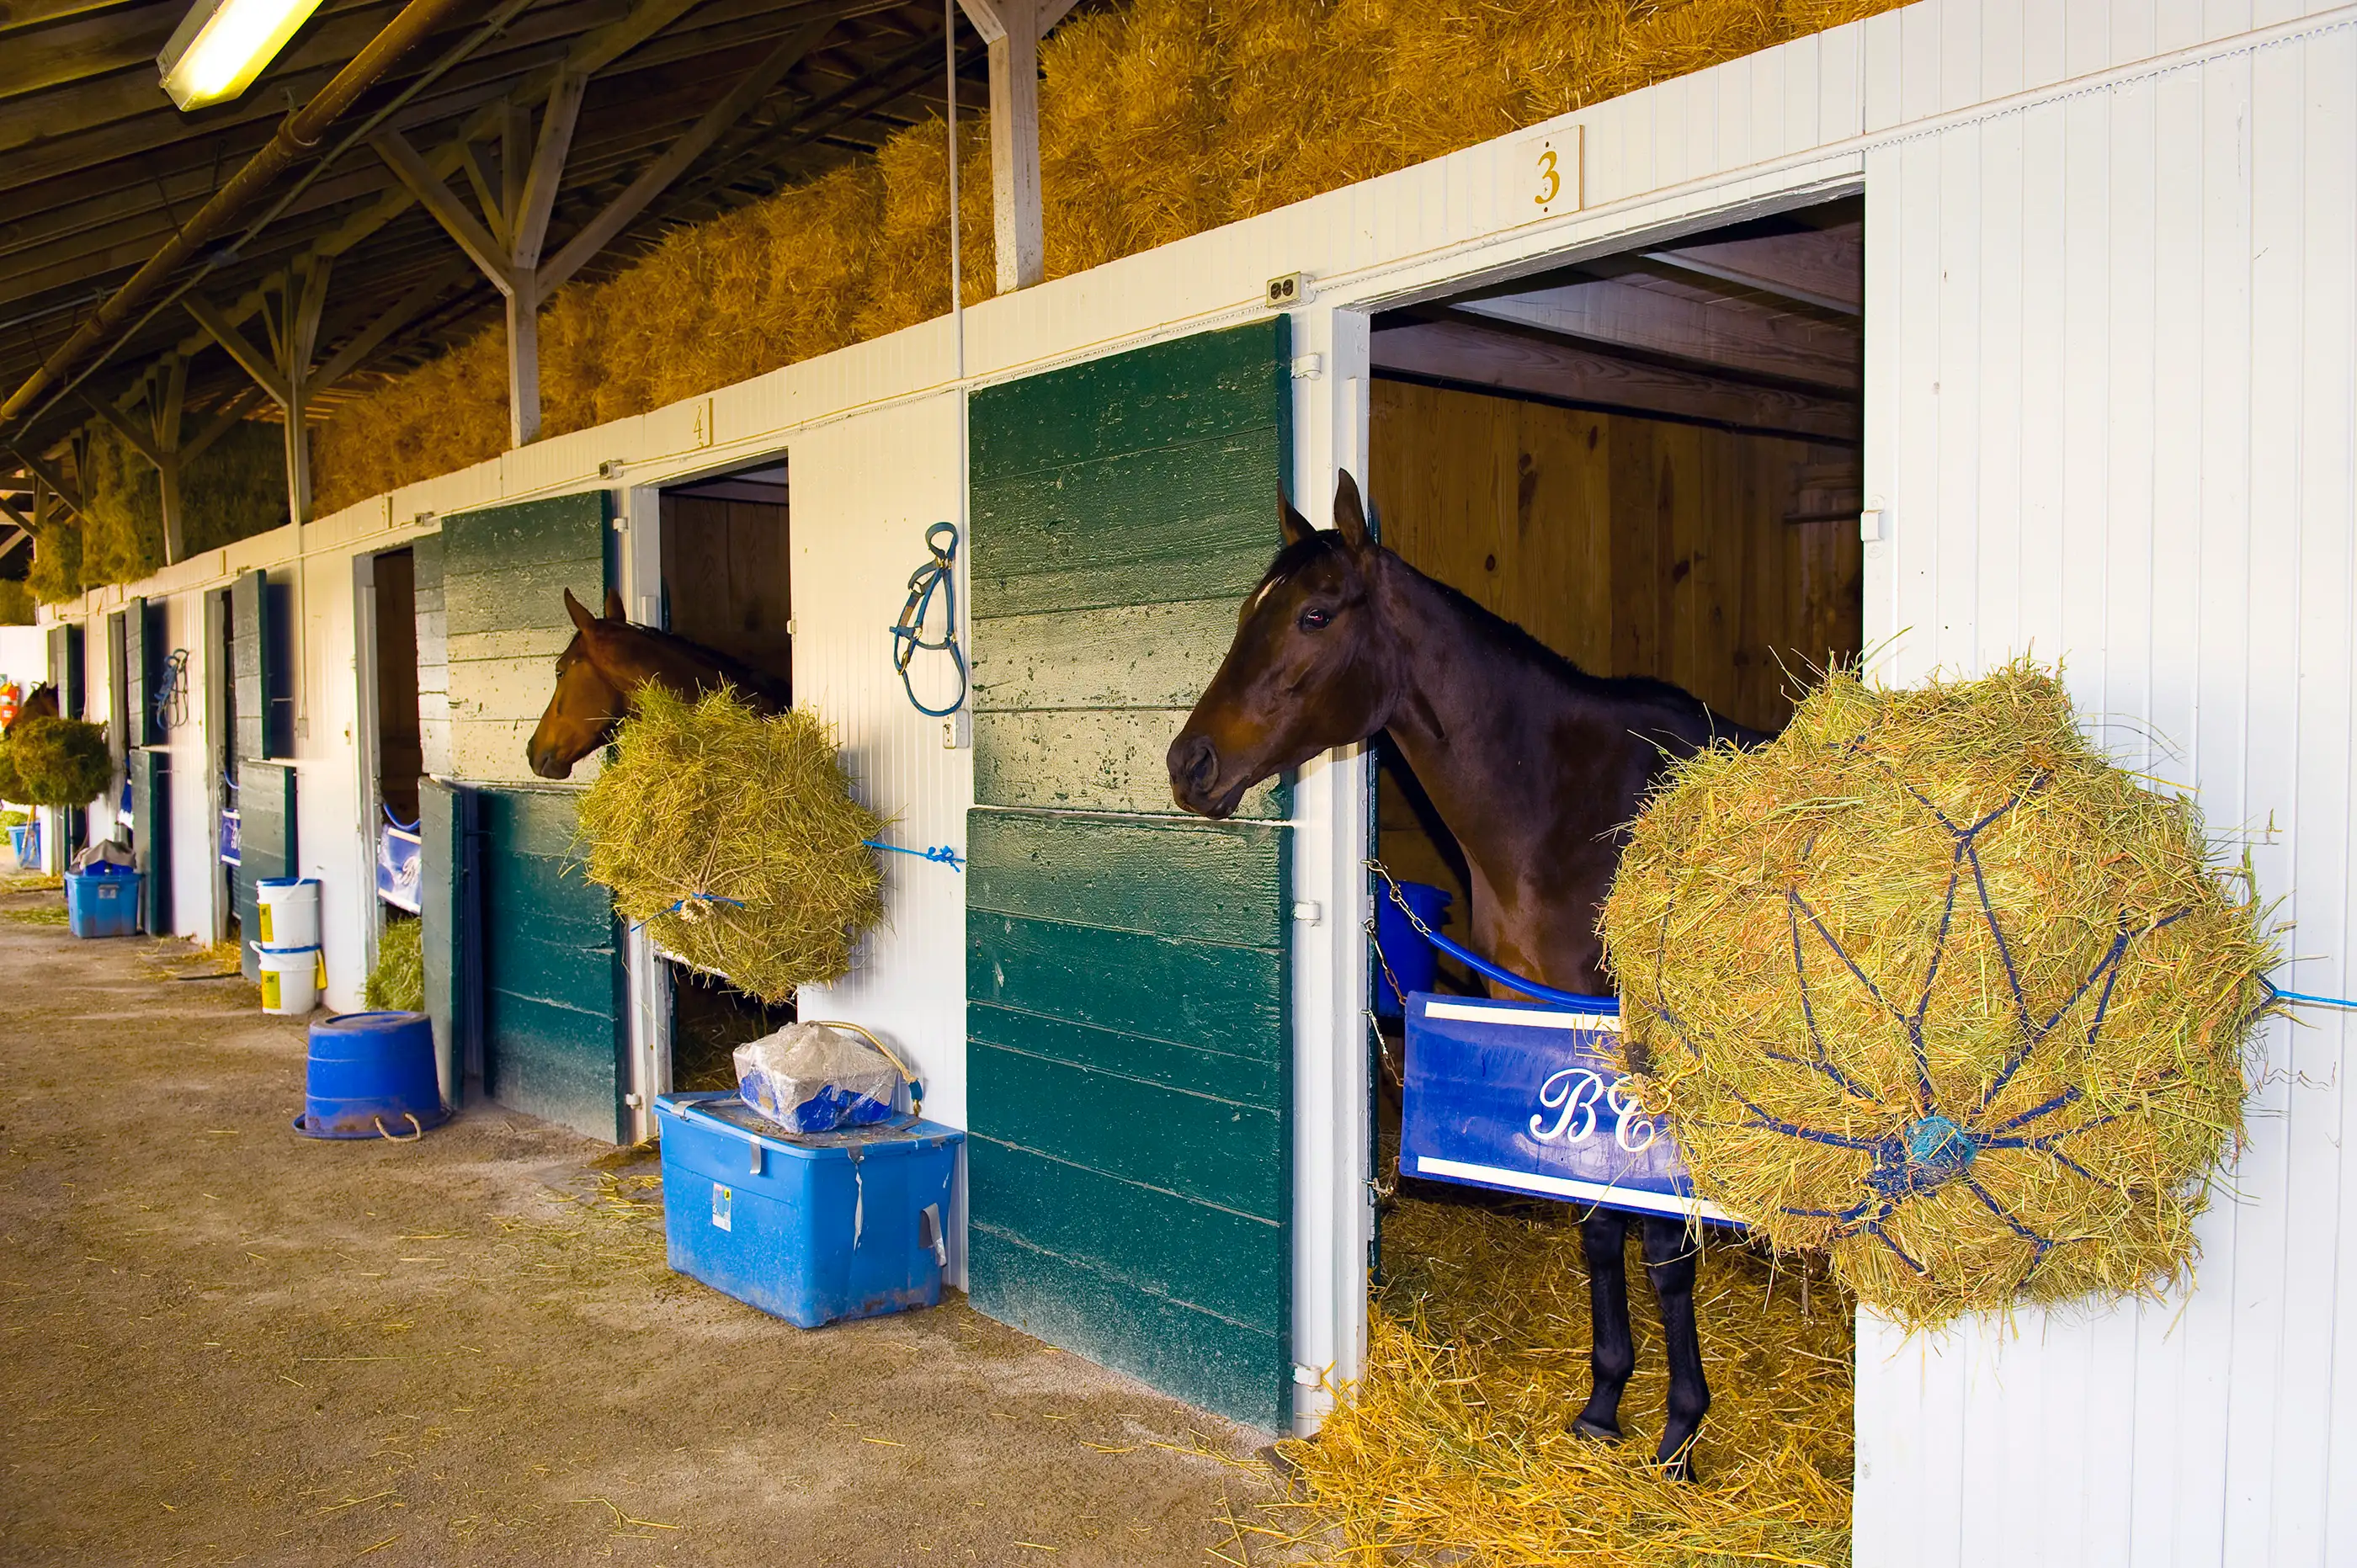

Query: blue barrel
<box><xmin>1375</xmin><ymin>879</ymin><xmax>1454</xmax><ymax>1017</ymax></box>
<box><xmin>295</xmin><ymin>1010</ymin><xmax>450</xmax><ymax>1140</ymax></box>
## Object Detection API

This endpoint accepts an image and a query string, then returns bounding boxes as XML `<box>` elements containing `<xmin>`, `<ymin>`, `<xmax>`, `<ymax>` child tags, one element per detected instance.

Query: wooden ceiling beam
<box><xmin>0</xmin><ymin>0</ymin><xmax>182</xmax><ymax>103</ymax></box>
<box><xmin>538</xmin><ymin>19</ymin><xmax>830</xmax><ymax>292</ymax></box>
<box><xmin>1371</xmin><ymin>315</ymin><xmax>1860</xmax><ymax>445</ymax></box>
<box><xmin>7</xmin><ymin>446</ymin><xmax>81</xmax><ymax>518</ymax></box>
<box><xmin>0</xmin><ymin>0</ymin><xmax>144</xmax><ymax>38</ymax></box>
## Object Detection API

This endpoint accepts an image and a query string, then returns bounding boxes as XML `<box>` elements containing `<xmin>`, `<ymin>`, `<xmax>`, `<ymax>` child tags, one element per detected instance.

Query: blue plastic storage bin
<box><xmin>65</xmin><ymin>866</ymin><xmax>142</xmax><ymax>938</ymax></box>
<box><xmin>655</xmin><ymin>1091</ymin><xmax>961</xmax><ymax>1328</ymax></box>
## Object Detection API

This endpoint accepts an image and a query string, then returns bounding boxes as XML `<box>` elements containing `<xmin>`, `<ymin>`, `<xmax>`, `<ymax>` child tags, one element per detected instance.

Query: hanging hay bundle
<box><xmin>577</xmin><ymin>686</ymin><xmax>885</xmax><ymax>1004</ymax></box>
<box><xmin>3</xmin><ymin>716</ymin><xmax>113</xmax><ymax>808</ymax></box>
<box><xmin>1599</xmin><ymin>662</ymin><xmax>2274</xmax><ymax>1326</ymax></box>
<box><xmin>1280</xmin><ymin>1198</ymin><xmax>1854</xmax><ymax>1566</ymax></box>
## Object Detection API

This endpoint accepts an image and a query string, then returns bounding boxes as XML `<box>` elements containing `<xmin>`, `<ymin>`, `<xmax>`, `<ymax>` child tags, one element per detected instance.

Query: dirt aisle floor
<box><xmin>0</xmin><ymin>886</ymin><xmax>1287</xmax><ymax>1567</ymax></box>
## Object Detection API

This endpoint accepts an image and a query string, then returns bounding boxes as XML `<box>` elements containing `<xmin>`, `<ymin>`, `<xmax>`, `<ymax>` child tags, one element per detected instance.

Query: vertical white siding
<box><xmin>789</xmin><ymin>389</ymin><xmax>973</xmax><ymax>1278</ymax></box>
<box><xmin>161</xmin><ymin>587</ymin><xmax>217</xmax><ymax>943</ymax></box>
<box><xmin>1854</xmin><ymin>16</ymin><xmax>2357</xmax><ymax>1565</ymax></box>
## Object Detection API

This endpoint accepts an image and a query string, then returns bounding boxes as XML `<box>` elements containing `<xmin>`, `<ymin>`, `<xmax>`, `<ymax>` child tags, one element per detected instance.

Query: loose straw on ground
<box><xmin>1279</xmin><ymin>1193</ymin><xmax>1855</xmax><ymax>1567</ymax></box>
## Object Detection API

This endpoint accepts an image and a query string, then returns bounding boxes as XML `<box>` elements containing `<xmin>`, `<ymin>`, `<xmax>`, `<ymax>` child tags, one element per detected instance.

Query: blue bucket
<box><xmin>295</xmin><ymin>1010</ymin><xmax>450</xmax><ymax>1140</ymax></box>
<box><xmin>1375</xmin><ymin>879</ymin><xmax>1453</xmax><ymax>1017</ymax></box>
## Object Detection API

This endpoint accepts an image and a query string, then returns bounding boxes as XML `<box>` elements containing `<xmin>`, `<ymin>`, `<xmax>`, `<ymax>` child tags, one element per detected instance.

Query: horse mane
<box><xmin>1402</xmin><ymin>557</ymin><xmax>1717</xmax><ymax>719</ymax></box>
<box><xmin>604</xmin><ymin>620</ymin><xmax>791</xmax><ymax>707</ymax></box>
<box><xmin>1269</xmin><ymin>531</ymin><xmax>1737</xmax><ymax>732</ymax></box>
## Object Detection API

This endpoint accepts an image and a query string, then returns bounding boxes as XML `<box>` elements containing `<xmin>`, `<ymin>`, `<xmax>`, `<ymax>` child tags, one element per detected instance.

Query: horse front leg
<box><xmin>1572</xmin><ymin>1209</ymin><xmax>1634</xmax><ymax>1441</ymax></box>
<box><xmin>1641</xmin><ymin>1215</ymin><xmax>1711</xmax><ymax>1480</ymax></box>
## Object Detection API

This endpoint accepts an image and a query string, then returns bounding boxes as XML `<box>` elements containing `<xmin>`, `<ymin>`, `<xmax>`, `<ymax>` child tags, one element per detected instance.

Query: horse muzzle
<box><xmin>1167</xmin><ymin>731</ymin><xmax>1248</xmax><ymax>819</ymax></box>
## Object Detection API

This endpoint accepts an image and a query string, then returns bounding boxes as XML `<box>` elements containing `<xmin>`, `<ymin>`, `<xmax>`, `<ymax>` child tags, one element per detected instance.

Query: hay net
<box><xmin>577</xmin><ymin>685</ymin><xmax>885</xmax><ymax>1005</ymax></box>
<box><xmin>1600</xmin><ymin>661</ymin><xmax>2275</xmax><ymax>1327</ymax></box>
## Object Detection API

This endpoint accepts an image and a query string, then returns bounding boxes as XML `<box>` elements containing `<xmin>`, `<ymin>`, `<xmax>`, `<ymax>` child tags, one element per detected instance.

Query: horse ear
<box><xmin>1278</xmin><ymin>492</ymin><xmax>1315</xmax><ymax>549</ymax></box>
<box><xmin>1333</xmin><ymin>470</ymin><xmax>1371</xmax><ymax>552</ymax></box>
<box><xmin>603</xmin><ymin>587</ymin><xmax>625</xmax><ymax>623</ymax></box>
<box><xmin>563</xmin><ymin>588</ymin><xmax>599</xmax><ymax>634</ymax></box>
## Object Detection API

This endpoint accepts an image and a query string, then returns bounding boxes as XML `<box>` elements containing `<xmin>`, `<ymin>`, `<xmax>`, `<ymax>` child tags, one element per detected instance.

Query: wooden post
<box><xmin>152</xmin><ymin>354</ymin><xmax>187</xmax><ymax>565</ymax></box>
<box><xmin>955</xmin><ymin>0</ymin><xmax>1074</xmax><ymax>293</ymax></box>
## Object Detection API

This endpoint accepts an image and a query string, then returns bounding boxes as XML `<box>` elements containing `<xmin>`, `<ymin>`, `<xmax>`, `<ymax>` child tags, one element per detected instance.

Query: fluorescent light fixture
<box><xmin>157</xmin><ymin>0</ymin><xmax>328</xmax><ymax>111</ymax></box>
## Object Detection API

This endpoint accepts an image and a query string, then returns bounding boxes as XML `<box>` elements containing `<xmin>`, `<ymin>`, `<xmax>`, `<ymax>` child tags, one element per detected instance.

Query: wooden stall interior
<box><xmin>1368</xmin><ymin>196</ymin><xmax>1865</xmax><ymax>1002</ymax></box>
<box><xmin>372</xmin><ymin>549</ymin><xmax>425</xmax><ymax>831</ymax></box>
<box><xmin>657</xmin><ymin>460</ymin><xmax>795</xmax><ymax>1088</ymax></box>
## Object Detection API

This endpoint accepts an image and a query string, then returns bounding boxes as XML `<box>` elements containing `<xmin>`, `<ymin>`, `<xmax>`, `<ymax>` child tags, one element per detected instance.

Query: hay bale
<box><xmin>3</xmin><ymin>717</ymin><xmax>112</xmax><ymax>808</ymax></box>
<box><xmin>577</xmin><ymin>686</ymin><xmax>884</xmax><ymax>1004</ymax></box>
<box><xmin>0</xmin><ymin>741</ymin><xmax>25</xmax><ymax>804</ymax></box>
<box><xmin>365</xmin><ymin>914</ymin><xmax>424</xmax><ymax>1011</ymax></box>
<box><xmin>1600</xmin><ymin>662</ymin><xmax>2274</xmax><ymax>1326</ymax></box>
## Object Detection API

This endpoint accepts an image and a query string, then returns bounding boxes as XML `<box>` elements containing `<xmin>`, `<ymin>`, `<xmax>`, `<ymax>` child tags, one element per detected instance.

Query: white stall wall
<box><xmin>160</xmin><ymin>587</ymin><xmax>217</xmax><ymax>943</ymax></box>
<box><xmin>1852</xmin><ymin>12</ymin><xmax>2357</xmax><ymax>1568</ymax></box>
<box><xmin>788</xmin><ymin>390</ymin><xmax>974</xmax><ymax>1276</ymax></box>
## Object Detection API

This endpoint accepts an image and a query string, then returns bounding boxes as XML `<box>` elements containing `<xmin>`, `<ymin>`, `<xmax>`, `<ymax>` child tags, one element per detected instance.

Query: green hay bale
<box><xmin>0</xmin><ymin>582</ymin><xmax>35</xmax><ymax>625</ymax></box>
<box><xmin>3</xmin><ymin>717</ymin><xmax>113</xmax><ymax>808</ymax></box>
<box><xmin>0</xmin><ymin>743</ymin><xmax>25</xmax><ymax>804</ymax></box>
<box><xmin>365</xmin><ymin>914</ymin><xmax>424</xmax><ymax>1012</ymax></box>
<box><xmin>577</xmin><ymin>686</ymin><xmax>885</xmax><ymax>1005</ymax></box>
<box><xmin>1600</xmin><ymin>661</ymin><xmax>2275</xmax><ymax>1328</ymax></box>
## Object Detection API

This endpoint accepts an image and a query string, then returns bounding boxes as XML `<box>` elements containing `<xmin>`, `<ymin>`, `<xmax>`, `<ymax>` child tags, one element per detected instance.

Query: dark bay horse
<box><xmin>1168</xmin><ymin>473</ymin><xmax>1765</xmax><ymax>1477</ymax></box>
<box><xmin>527</xmin><ymin>588</ymin><xmax>791</xmax><ymax>779</ymax></box>
<box><xmin>7</xmin><ymin>682</ymin><xmax>59</xmax><ymax>736</ymax></box>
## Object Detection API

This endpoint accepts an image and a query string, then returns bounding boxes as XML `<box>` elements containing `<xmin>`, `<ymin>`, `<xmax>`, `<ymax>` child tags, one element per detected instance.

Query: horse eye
<box><xmin>1298</xmin><ymin>608</ymin><xmax>1332</xmax><ymax>631</ymax></box>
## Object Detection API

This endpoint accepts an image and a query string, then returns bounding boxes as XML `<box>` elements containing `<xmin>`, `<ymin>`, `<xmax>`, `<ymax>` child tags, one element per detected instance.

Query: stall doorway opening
<box><xmin>1368</xmin><ymin>194</ymin><xmax>1865</xmax><ymax>1006</ymax></box>
<box><xmin>654</xmin><ymin>460</ymin><xmax>793</xmax><ymax>1091</ymax></box>
<box><xmin>1357</xmin><ymin>195</ymin><xmax>1865</xmax><ymax>1507</ymax></box>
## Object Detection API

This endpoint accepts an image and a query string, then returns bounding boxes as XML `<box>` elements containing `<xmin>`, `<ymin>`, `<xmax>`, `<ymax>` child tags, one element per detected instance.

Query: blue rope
<box><xmin>2264</xmin><ymin>976</ymin><xmax>2357</xmax><ymax>1009</ymax></box>
<box><xmin>658</xmin><ymin>891</ymin><xmax>744</xmax><ymax>918</ymax></box>
<box><xmin>382</xmin><ymin>805</ymin><xmax>420</xmax><ymax>834</ymax></box>
<box><xmin>865</xmin><ymin>838</ymin><xmax>965</xmax><ymax>872</ymax></box>
<box><xmin>890</xmin><ymin>521</ymin><xmax>967</xmax><ymax>719</ymax></box>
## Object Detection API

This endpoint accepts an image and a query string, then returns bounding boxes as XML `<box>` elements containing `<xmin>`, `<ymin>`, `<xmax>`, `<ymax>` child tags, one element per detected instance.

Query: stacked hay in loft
<box><xmin>1280</xmin><ymin>1197</ymin><xmax>1854</xmax><ymax>1567</ymax></box>
<box><xmin>577</xmin><ymin>687</ymin><xmax>884</xmax><ymax>1004</ymax></box>
<box><xmin>305</xmin><ymin>0</ymin><xmax>1913</xmax><ymax>518</ymax></box>
<box><xmin>1600</xmin><ymin>662</ymin><xmax>2274</xmax><ymax>1326</ymax></box>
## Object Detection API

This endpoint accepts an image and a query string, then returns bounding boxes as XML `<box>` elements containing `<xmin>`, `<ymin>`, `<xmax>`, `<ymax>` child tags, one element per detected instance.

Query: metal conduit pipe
<box><xmin>0</xmin><ymin>0</ymin><xmax>476</xmax><ymax>436</ymax></box>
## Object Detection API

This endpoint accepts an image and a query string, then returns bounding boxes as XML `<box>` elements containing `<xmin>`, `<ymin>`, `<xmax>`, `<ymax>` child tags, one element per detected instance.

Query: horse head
<box><xmin>7</xmin><ymin>682</ymin><xmax>59</xmax><ymax>737</ymax></box>
<box><xmin>1168</xmin><ymin>472</ymin><xmax>1401</xmax><ymax>819</ymax></box>
<box><xmin>527</xmin><ymin>588</ymin><xmax>635</xmax><ymax>779</ymax></box>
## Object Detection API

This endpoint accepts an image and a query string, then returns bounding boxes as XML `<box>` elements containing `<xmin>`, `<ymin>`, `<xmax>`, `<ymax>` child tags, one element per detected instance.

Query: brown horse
<box><xmin>1168</xmin><ymin>473</ymin><xmax>1765</xmax><ymax>1478</ymax></box>
<box><xmin>7</xmin><ymin>682</ymin><xmax>59</xmax><ymax>736</ymax></box>
<box><xmin>527</xmin><ymin>588</ymin><xmax>791</xmax><ymax>779</ymax></box>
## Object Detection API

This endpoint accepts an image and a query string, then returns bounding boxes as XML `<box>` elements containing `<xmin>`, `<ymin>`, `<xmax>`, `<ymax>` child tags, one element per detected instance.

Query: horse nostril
<box><xmin>1178</xmin><ymin>736</ymin><xmax>1219</xmax><ymax>793</ymax></box>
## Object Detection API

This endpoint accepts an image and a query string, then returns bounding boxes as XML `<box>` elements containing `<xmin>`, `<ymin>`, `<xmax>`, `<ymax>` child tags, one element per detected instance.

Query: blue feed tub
<box><xmin>1375</xmin><ymin>878</ymin><xmax>1452</xmax><ymax>1017</ymax></box>
<box><xmin>295</xmin><ymin>1010</ymin><xmax>450</xmax><ymax>1140</ymax></box>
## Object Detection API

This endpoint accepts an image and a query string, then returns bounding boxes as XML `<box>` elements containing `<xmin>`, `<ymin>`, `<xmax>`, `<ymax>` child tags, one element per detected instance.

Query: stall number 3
<box><xmin>1530</xmin><ymin>1067</ymin><xmax>1657</xmax><ymax>1153</ymax></box>
<box><xmin>1521</xmin><ymin>126</ymin><xmax>1583</xmax><ymax>216</ymax></box>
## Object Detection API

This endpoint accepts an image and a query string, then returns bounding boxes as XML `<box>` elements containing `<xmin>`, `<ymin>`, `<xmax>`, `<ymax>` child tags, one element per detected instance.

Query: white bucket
<box><xmin>255</xmin><ymin>878</ymin><xmax>321</xmax><ymax>949</ymax></box>
<box><xmin>258</xmin><ymin>944</ymin><xmax>324</xmax><ymax>1016</ymax></box>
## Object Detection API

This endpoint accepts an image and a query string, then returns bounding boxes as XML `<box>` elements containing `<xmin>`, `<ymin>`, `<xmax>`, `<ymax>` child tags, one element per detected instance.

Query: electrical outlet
<box><xmin>942</xmin><ymin>710</ymin><xmax>971</xmax><ymax>750</ymax></box>
<box><xmin>1267</xmin><ymin>271</ymin><xmax>1312</xmax><ymax>308</ymax></box>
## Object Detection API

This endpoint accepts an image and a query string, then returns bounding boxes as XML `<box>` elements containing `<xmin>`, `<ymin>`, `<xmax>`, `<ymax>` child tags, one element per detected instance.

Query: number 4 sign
<box><xmin>1519</xmin><ymin>125</ymin><xmax>1583</xmax><ymax>220</ymax></box>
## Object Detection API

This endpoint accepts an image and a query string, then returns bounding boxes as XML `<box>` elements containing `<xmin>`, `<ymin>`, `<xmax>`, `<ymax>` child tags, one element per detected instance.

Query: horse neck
<box><xmin>599</xmin><ymin>626</ymin><xmax>783</xmax><ymax>710</ymax></box>
<box><xmin>1369</xmin><ymin>555</ymin><xmax>1625</xmax><ymax>877</ymax></box>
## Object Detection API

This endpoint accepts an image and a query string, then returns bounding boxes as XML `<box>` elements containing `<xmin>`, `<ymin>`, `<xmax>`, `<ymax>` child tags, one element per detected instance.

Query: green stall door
<box><xmin>425</xmin><ymin>493</ymin><xmax>627</xmax><ymax>1141</ymax></box>
<box><xmin>966</xmin><ymin>318</ymin><xmax>1295</xmax><ymax>1431</ymax></box>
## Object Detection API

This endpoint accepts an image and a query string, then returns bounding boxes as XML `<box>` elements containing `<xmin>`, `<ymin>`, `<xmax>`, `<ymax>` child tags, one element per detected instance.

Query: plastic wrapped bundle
<box><xmin>733</xmin><ymin>1022</ymin><xmax>902</xmax><ymax>1134</ymax></box>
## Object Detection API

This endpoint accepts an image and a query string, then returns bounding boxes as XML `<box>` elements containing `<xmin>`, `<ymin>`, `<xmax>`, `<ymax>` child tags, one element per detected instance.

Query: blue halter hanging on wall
<box><xmin>891</xmin><ymin>521</ymin><xmax>967</xmax><ymax>718</ymax></box>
